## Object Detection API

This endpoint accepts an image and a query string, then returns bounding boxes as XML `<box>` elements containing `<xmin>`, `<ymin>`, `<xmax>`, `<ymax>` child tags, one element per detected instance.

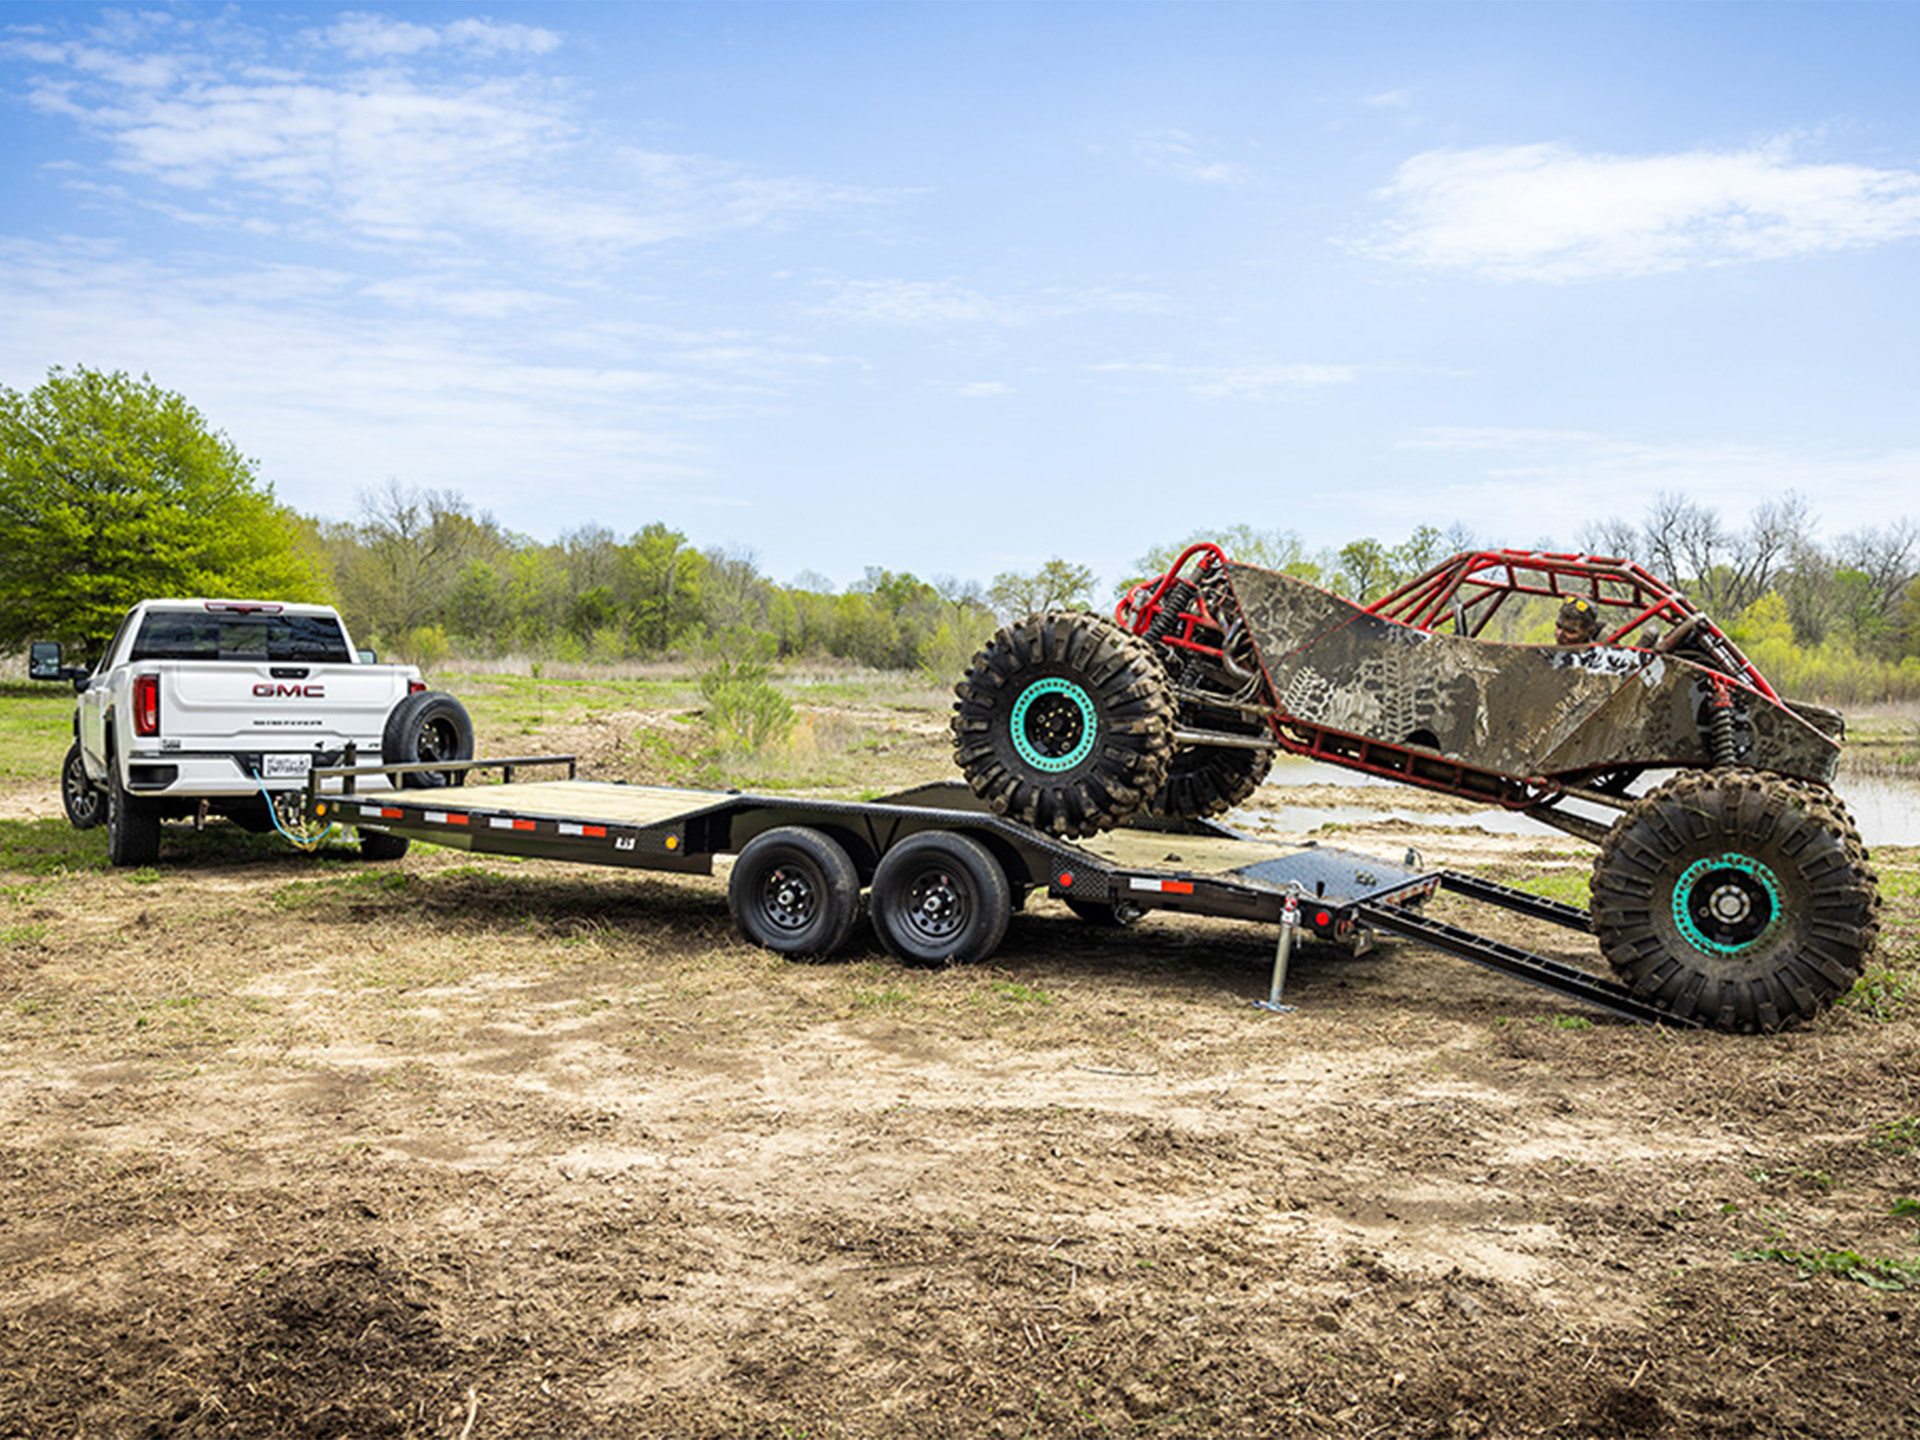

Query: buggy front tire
<box><xmin>951</xmin><ymin>611</ymin><xmax>1175</xmax><ymax>838</ymax></box>
<box><xmin>1590</xmin><ymin>770</ymin><xmax>1877</xmax><ymax>1032</ymax></box>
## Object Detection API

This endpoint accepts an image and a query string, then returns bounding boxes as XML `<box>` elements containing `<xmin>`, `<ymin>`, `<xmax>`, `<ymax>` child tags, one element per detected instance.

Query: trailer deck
<box><xmin>303</xmin><ymin>755</ymin><xmax>1694</xmax><ymax>1027</ymax></box>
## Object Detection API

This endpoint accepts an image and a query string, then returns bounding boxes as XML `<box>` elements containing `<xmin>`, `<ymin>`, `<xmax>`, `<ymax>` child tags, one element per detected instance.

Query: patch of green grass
<box><xmin>1841</xmin><ymin>965</ymin><xmax>1917</xmax><ymax>1021</ymax></box>
<box><xmin>274</xmin><ymin>868</ymin><xmax>413</xmax><ymax>908</ymax></box>
<box><xmin>850</xmin><ymin>986</ymin><xmax>913</xmax><ymax>1014</ymax></box>
<box><xmin>0</xmin><ymin>817</ymin><xmax>104</xmax><ymax>875</ymax></box>
<box><xmin>1869</xmin><ymin>1117</ymin><xmax>1920</xmax><ymax>1156</ymax></box>
<box><xmin>1737</xmin><ymin>1246</ymin><xmax>1920</xmax><ymax>1291</ymax></box>
<box><xmin>0</xmin><ymin>685</ymin><xmax>74</xmax><ymax>785</ymax></box>
<box><xmin>1890</xmin><ymin>1197</ymin><xmax>1920</xmax><ymax>1217</ymax></box>
<box><xmin>1550</xmin><ymin>1014</ymin><xmax>1595</xmax><ymax>1031</ymax></box>
<box><xmin>973</xmin><ymin>978</ymin><xmax>1054</xmax><ymax>1009</ymax></box>
<box><xmin>0</xmin><ymin>922</ymin><xmax>48</xmax><ymax>947</ymax></box>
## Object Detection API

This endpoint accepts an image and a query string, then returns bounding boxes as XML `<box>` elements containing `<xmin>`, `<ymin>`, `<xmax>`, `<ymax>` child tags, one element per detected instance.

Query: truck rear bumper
<box><xmin>123</xmin><ymin>750</ymin><xmax>392</xmax><ymax>797</ymax></box>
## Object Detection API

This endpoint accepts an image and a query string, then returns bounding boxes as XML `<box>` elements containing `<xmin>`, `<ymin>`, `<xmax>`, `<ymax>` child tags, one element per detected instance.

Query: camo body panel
<box><xmin>1223</xmin><ymin>562</ymin><xmax>1839</xmax><ymax>786</ymax></box>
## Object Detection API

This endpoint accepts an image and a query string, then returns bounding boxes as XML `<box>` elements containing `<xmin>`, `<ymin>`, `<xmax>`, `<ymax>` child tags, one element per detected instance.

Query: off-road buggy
<box><xmin>952</xmin><ymin>544</ymin><xmax>1879</xmax><ymax>1032</ymax></box>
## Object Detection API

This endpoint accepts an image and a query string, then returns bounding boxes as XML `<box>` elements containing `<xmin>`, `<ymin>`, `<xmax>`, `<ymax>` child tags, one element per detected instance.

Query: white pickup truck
<box><xmin>30</xmin><ymin>598</ymin><xmax>473</xmax><ymax>867</ymax></box>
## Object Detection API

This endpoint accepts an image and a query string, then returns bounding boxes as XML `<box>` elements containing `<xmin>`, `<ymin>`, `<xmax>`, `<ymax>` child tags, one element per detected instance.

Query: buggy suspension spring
<box><xmin>1143</xmin><ymin>580</ymin><xmax>1197</xmax><ymax>646</ymax></box>
<box><xmin>1709</xmin><ymin>676</ymin><xmax>1738</xmax><ymax>766</ymax></box>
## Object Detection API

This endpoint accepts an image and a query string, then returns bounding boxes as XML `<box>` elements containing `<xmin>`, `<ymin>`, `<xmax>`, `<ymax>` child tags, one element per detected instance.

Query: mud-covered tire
<box><xmin>951</xmin><ymin>612</ymin><xmax>1175</xmax><ymax>838</ymax></box>
<box><xmin>62</xmin><ymin>743</ymin><xmax>105</xmax><ymax>831</ymax></box>
<box><xmin>106</xmin><ymin>762</ymin><xmax>161</xmax><ymax>868</ymax></box>
<box><xmin>728</xmin><ymin>827</ymin><xmax>862</xmax><ymax>960</ymax></box>
<box><xmin>382</xmin><ymin>691</ymin><xmax>474</xmax><ymax>789</ymax></box>
<box><xmin>358</xmin><ymin>829</ymin><xmax>411</xmax><ymax>862</ymax></box>
<box><xmin>870</xmin><ymin>832</ymin><xmax>1012</xmax><ymax>967</ymax></box>
<box><xmin>1590</xmin><ymin>769</ymin><xmax>1878</xmax><ymax>1032</ymax></box>
<box><xmin>1148</xmin><ymin>742</ymin><xmax>1274</xmax><ymax>819</ymax></box>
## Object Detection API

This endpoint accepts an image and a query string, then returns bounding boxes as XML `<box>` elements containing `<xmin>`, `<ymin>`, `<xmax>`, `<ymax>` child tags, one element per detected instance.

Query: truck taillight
<box><xmin>408</xmin><ymin>680</ymin><xmax>427</xmax><ymax>695</ymax></box>
<box><xmin>133</xmin><ymin>674</ymin><xmax>161</xmax><ymax>736</ymax></box>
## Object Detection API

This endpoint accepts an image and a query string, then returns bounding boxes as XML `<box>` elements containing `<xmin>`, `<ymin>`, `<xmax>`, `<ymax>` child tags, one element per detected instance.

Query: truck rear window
<box><xmin>130</xmin><ymin>612</ymin><xmax>354</xmax><ymax>664</ymax></box>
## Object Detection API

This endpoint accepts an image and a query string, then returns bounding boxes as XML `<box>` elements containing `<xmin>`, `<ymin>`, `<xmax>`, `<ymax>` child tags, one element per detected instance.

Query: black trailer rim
<box><xmin>896</xmin><ymin>865</ymin><xmax>972</xmax><ymax>942</ymax></box>
<box><xmin>758</xmin><ymin>862</ymin><xmax>822</xmax><ymax>935</ymax></box>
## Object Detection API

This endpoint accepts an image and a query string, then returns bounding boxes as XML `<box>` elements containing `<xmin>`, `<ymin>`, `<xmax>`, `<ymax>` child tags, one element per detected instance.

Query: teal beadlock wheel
<box><xmin>951</xmin><ymin>611</ymin><xmax>1175</xmax><ymax>839</ymax></box>
<box><xmin>1009</xmin><ymin>677</ymin><xmax>1099</xmax><ymax>772</ymax></box>
<box><xmin>1591</xmin><ymin>769</ymin><xmax>1877</xmax><ymax>1033</ymax></box>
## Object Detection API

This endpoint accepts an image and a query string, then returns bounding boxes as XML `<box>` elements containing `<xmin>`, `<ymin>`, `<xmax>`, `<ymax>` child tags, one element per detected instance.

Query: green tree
<box><xmin>0</xmin><ymin>366</ymin><xmax>328</xmax><ymax>652</ymax></box>
<box><xmin>987</xmin><ymin>558</ymin><xmax>1096</xmax><ymax>620</ymax></box>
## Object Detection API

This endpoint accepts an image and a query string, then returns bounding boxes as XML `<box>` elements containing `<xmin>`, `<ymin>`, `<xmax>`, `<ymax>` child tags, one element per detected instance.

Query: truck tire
<box><xmin>62</xmin><ymin>743</ymin><xmax>105</xmax><ymax>831</ymax></box>
<box><xmin>1590</xmin><ymin>769</ymin><xmax>1877</xmax><ymax>1033</ymax></box>
<box><xmin>106</xmin><ymin>762</ymin><xmax>161</xmax><ymax>868</ymax></box>
<box><xmin>729</xmin><ymin>826</ymin><xmax>862</xmax><ymax>960</ymax></box>
<box><xmin>952</xmin><ymin>611</ymin><xmax>1175</xmax><ymax>838</ymax></box>
<box><xmin>870</xmin><ymin>831</ymin><xmax>1012</xmax><ymax>967</ymax></box>
<box><xmin>382</xmin><ymin>691</ymin><xmax>474</xmax><ymax>789</ymax></box>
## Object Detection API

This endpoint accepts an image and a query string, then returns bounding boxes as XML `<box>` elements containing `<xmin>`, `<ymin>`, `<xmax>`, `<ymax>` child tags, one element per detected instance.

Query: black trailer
<box><xmin>302</xmin><ymin>754</ymin><xmax>1693</xmax><ymax>1027</ymax></box>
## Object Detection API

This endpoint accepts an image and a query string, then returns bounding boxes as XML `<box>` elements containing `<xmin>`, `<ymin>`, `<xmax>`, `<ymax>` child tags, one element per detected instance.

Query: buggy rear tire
<box><xmin>382</xmin><ymin>691</ymin><xmax>474</xmax><ymax>789</ymax></box>
<box><xmin>951</xmin><ymin>611</ymin><xmax>1175</xmax><ymax>838</ymax></box>
<box><xmin>729</xmin><ymin>826</ymin><xmax>861</xmax><ymax>960</ymax></box>
<box><xmin>1590</xmin><ymin>769</ymin><xmax>1877</xmax><ymax>1032</ymax></box>
<box><xmin>62</xmin><ymin>743</ymin><xmax>105</xmax><ymax>831</ymax></box>
<box><xmin>1147</xmin><ymin>741</ymin><xmax>1274</xmax><ymax>820</ymax></box>
<box><xmin>870</xmin><ymin>832</ymin><xmax>1012</xmax><ymax>966</ymax></box>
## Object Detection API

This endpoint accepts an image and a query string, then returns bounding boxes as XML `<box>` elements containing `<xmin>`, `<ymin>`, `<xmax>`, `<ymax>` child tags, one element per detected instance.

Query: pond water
<box><xmin>1246</xmin><ymin>757</ymin><xmax>1920</xmax><ymax>848</ymax></box>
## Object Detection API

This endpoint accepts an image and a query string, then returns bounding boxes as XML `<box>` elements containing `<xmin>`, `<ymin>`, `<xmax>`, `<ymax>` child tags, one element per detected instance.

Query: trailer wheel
<box><xmin>952</xmin><ymin>611</ymin><xmax>1174</xmax><ymax>838</ymax></box>
<box><xmin>729</xmin><ymin>827</ymin><xmax>862</xmax><ymax>960</ymax></box>
<box><xmin>870</xmin><ymin>832</ymin><xmax>1012</xmax><ymax>966</ymax></box>
<box><xmin>62</xmin><ymin>743</ymin><xmax>105</xmax><ymax>831</ymax></box>
<box><xmin>106</xmin><ymin>762</ymin><xmax>161</xmax><ymax>868</ymax></box>
<box><xmin>383</xmin><ymin>691</ymin><xmax>475</xmax><ymax>789</ymax></box>
<box><xmin>1590</xmin><ymin>769</ymin><xmax>1877</xmax><ymax>1032</ymax></box>
<box><xmin>359</xmin><ymin>829</ymin><xmax>411</xmax><ymax>862</ymax></box>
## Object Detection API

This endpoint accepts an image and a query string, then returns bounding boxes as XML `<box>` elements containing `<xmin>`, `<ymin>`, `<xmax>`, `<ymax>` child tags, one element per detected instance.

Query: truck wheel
<box><xmin>729</xmin><ymin>826</ymin><xmax>861</xmax><ymax>960</ymax></box>
<box><xmin>358</xmin><ymin>830</ymin><xmax>411</xmax><ymax>862</ymax></box>
<box><xmin>870</xmin><ymin>832</ymin><xmax>1012</xmax><ymax>967</ymax></box>
<box><xmin>1590</xmin><ymin>769</ymin><xmax>1877</xmax><ymax>1032</ymax></box>
<box><xmin>106</xmin><ymin>763</ymin><xmax>161</xmax><ymax>868</ymax></box>
<box><xmin>382</xmin><ymin>691</ymin><xmax>475</xmax><ymax>789</ymax></box>
<box><xmin>952</xmin><ymin>611</ymin><xmax>1175</xmax><ymax>838</ymax></box>
<box><xmin>62</xmin><ymin>744</ymin><xmax>105</xmax><ymax>831</ymax></box>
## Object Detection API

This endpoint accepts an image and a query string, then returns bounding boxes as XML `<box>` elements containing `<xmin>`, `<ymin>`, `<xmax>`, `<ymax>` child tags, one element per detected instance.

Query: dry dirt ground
<box><xmin>3</xmin><ymin>705</ymin><xmax>1919</xmax><ymax>1438</ymax></box>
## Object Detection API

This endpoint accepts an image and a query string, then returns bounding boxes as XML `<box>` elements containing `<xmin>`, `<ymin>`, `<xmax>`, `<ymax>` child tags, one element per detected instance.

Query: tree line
<box><xmin>6</xmin><ymin>367</ymin><xmax>1919</xmax><ymax>704</ymax></box>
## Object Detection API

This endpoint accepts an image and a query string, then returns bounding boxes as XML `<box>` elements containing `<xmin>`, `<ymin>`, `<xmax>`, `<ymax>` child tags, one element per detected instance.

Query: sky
<box><xmin>3</xmin><ymin>1</ymin><xmax>1919</xmax><ymax>595</ymax></box>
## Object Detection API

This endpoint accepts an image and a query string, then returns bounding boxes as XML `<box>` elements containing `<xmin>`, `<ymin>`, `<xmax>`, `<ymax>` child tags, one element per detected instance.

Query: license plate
<box><xmin>262</xmin><ymin>753</ymin><xmax>312</xmax><ymax>779</ymax></box>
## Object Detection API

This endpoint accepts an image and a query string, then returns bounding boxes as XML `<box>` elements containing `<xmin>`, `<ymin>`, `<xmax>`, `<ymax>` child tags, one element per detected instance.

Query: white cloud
<box><xmin>1369</xmin><ymin>140</ymin><xmax>1920</xmax><ymax>280</ymax></box>
<box><xmin>1134</xmin><ymin>129</ymin><xmax>1252</xmax><ymax>185</ymax></box>
<box><xmin>12</xmin><ymin>14</ymin><xmax>867</xmax><ymax>265</ymax></box>
<box><xmin>1091</xmin><ymin>359</ymin><xmax>1359</xmax><ymax>398</ymax></box>
<box><xmin>813</xmin><ymin>278</ymin><xmax>1175</xmax><ymax>328</ymax></box>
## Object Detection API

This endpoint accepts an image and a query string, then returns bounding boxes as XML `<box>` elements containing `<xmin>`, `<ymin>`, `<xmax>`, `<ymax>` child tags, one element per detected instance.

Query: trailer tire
<box><xmin>870</xmin><ymin>832</ymin><xmax>1012</xmax><ymax>966</ymax></box>
<box><xmin>106</xmin><ymin>761</ymin><xmax>161</xmax><ymax>868</ymax></box>
<box><xmin>359</xmin><ymin>829</ymin><xmax>411</xmax><ymax>862</ymax></box>
<box><xmin>62</xmin><ymin>743</ymin><xmax>105</xmax><ymax>831</ymax></box>
<box><xmin>1590</xmin><ymin>769</ymin><xmax>1876</xmax><ymax>1032</ymax></box>
<box><xmin>730</xmin><ymin>827</ymin><xmax>862</xmax><ymax>960</ymax></box>
<box><xmin>382</xmin><ymin>691</ymin><xmax>474</xmax><ymax>789</ymax></box>
<box><xmin>952</xmin><ymin>611</ymin><xmax>1175</xmax><ymax>838</ymax></box>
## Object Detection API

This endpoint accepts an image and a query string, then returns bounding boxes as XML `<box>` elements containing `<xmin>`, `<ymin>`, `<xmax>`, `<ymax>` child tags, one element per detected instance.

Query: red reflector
<box><xmin>1315</xmin><ymin>910</ymin><xmax>1333</xmax><ymax>928</ymax></box>
<box><xmin>380</xmin><ymin>807</ymin><xmax>402</xmax><ymax>819</ymax></box>
<box><xmin>1162</xmin><ymin>880</ymin><xmax>1193</xmax><ymax>895</ymax></box>
<box><xmin>408</xmin><ymin>679</ymin><xmax>427</xmax><ymax>695</ymax></box>
<box><xmin>443</xmin><ymin>813</ymin><xmax>469</xmax><ymax>826</ymax></box>
<box><xmin>513</xmin><ymin>819</ymin><xmax>535</xmax><ymax>832</ymax></box>
<box><xmin>1058</xmin><ymin>872</ymin><xmax>1074</xmax><ymax>888</ymax></box>
<box><xmin>133</xmin><ymin>674</ymin><xmax>160</xmax><ymax>736</ymax></box>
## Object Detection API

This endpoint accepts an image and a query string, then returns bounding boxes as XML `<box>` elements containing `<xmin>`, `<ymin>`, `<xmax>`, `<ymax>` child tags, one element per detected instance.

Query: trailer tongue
<box><xmin>304</xmin><ymin>752</ymin><xmax>1700</xmax><ymax>1028</ymax></box>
